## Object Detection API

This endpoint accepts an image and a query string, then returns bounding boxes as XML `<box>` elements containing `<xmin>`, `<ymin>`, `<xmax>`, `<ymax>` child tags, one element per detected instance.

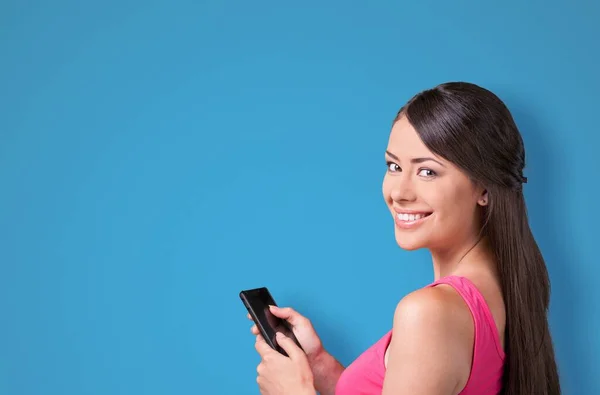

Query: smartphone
<box><xmin>239</xmin><ymin>287</ymin><xmax>303</xmax><ymax>357</ymax></box>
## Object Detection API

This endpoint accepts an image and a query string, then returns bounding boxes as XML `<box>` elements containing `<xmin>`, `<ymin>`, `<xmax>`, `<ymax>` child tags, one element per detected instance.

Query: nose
<box><xmin>389</xmin><ymin>174</ymin><xmax>417</xmax><ymax>203</ymax></box>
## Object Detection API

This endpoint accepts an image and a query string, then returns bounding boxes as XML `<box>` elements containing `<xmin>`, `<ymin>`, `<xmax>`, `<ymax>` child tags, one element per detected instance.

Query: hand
<box><xmin>248</xmin><ymin>306</ymin><xmax>325</xmax><ymax>363</ymax></box>
<box><xmin>255</xmin><ymin>331</ymin><xmax>316</xmax><ymax>395</ymax></box>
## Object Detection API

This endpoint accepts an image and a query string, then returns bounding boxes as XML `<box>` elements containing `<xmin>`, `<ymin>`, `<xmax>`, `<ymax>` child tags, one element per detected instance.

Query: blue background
<box><xmin>1</xmin><ymin>1</ymin><xmax>598</xmax><ymax>394</ymax></box>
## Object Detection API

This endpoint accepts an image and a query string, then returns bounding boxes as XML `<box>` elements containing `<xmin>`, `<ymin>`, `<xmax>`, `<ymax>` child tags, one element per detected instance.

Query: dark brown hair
<box><xmin>395</xmin><ymin>82</ymin><xmax>560</xmax><ymax>395</ymax></box>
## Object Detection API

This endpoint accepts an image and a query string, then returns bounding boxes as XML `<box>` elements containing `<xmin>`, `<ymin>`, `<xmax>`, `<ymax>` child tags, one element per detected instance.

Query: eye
<box><xmin>386</xmin><ymin>161</ymin><xmax>401</xmax><ymax>173</ymax></box>
<box><xmin>418</xmin><ymin>168</ymin><xmax>437</xmax><ymax>178</ymax></box>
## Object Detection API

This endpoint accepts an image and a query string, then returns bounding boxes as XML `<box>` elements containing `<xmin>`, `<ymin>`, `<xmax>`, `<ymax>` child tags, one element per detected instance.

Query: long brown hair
<box><xmin>395</xmin><ymin>82</ymin><xmax>561</xmax><ymax>395</ymax></box>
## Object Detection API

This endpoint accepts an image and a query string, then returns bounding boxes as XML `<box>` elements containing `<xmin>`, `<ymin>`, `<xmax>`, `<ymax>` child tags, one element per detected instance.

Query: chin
<box><xmin>394</xmin><ymin>232</ymin><xmax>427</xmax><ymax>251</ymax></box>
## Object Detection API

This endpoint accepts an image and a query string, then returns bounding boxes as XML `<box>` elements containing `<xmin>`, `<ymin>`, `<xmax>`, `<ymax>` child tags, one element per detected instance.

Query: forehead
<box><xmin>387</xmin><ymin>116</ymin><xmax>433</xmax><ymax>157</ymax></box>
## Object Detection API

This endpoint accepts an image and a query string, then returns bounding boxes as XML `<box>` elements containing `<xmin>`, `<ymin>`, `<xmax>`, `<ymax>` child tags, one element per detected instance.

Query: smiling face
<box><xmin>382</xmin><ymin>116</ymin><xmax>488</xmax><ymax>252</ymax></box>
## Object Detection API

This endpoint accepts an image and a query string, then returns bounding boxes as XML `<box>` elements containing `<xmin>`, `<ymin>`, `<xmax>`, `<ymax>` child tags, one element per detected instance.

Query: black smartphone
<box><xmin>239</xmin><ymin>287</ymin><xmax>303</xmax><ymax>357</ymax></box>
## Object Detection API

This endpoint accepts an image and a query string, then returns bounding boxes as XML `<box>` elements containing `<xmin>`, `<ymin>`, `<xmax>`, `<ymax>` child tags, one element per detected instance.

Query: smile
<box><xmin>396</xmin><ymin>212</ymin><xmax>431</xmax><ymax>222</ymax></box>
<box><xmin>394</xmin><ymin>211</ymin><xmax>432</xmax><ymax>229</ymax></box>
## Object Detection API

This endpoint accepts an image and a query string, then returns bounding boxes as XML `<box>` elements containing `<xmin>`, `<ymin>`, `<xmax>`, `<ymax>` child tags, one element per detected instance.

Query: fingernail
<box><xmin>269</xmin><ymin>305</ymin><xmax>277</xmax><ymax>310</ymax></box>
<box><xmin>276</xmin><ymin>332</ymin><xmax>285</xmax><ymax>338</ymax></box>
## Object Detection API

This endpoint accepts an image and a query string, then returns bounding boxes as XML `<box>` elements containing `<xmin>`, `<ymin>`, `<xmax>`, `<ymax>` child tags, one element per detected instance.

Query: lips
<box><xmin>393</xmin><ymin>209</ymin><xmax>433</xmax><ymax>229</ymax></box>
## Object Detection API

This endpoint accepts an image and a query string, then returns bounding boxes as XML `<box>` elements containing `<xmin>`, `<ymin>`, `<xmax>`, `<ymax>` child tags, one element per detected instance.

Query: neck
<box><xmin>430</xmin><ymin>234</ymin><xmax>494</xmax><ymax>280</ymax></box>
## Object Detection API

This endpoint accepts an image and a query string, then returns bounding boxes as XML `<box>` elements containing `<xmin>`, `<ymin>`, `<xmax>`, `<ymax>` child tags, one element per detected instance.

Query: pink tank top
<box><xmin>335</xmin><ymin>276</ymin><xmax>505</xmax><ymax>395</ymax></box>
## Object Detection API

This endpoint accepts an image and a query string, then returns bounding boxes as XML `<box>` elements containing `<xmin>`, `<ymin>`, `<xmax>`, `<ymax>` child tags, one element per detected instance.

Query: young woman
<box><xmin>247</xmin><ymin>82</ymin><xmax>561</xmax><ymax>395</ymax></box>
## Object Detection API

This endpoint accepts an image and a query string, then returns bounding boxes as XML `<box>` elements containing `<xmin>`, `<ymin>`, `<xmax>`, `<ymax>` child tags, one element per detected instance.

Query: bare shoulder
<box><xmin>382</xmin><ymin>286</ymin><xmax>474</xmax><ymax>394</ymax></box>
<box><xmin>392</xmin><ymin>285</ymin><xmax>473</xmax><ymax>333</ymax></box>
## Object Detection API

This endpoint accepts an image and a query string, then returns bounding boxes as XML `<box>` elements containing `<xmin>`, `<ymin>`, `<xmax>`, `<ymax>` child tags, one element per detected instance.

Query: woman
<box><xmin>247</xmin><ymin>82</ymin><xmax>561</xmax><ymax>395</ymax></box>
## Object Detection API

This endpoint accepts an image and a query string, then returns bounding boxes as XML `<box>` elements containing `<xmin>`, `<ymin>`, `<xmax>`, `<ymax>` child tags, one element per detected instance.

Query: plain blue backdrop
<box><xmin>1</xmin><ymin>1</ymin><xmax>598</xmax><ymax>394</ymax></box>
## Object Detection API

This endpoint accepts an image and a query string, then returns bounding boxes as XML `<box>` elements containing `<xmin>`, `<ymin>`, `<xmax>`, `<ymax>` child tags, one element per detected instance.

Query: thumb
<box><xmin>276</xmin><ymin>331</ymin><xmax>304</xmax><ymax>361</ymax></box>
<box><xmin>269</xmin><ymin>305</ymin><xmax>301</xmax><ymax>325</ymax></box>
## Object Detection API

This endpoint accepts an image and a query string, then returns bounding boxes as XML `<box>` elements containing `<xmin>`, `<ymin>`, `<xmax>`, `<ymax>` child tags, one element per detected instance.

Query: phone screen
<box><xmin>240</xmin><ymin>287</ymin><xmax>301</xmax><ymax>354</ymax></box>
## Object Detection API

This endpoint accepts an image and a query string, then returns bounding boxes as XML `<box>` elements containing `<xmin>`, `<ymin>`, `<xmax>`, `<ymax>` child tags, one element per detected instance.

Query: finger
<box><xmin>256</xmin><ymin>361</ymin><xmax>265</xmax><ymax>375</ymax></box>
<box><xmin>269</xmin><ymin>305</ymin><xmax>304</xmax><ymax>326</ymax></box>
<box><xmin>247</xmin><ymin>313</ymin><xmax>253</xmax><ymax>320</ymax></box>
<box><xmin>250</xmin><ymin>325</ymin><xmax>259</xmax><ymax>335</ymax></box>
<box><xmin>276</xmin><ymin>331</ymin><xmax>304</xmax><ymax>360</ymax></box>
<box><xmin>254</xmin><ymin>335</ymin><xmax>273</xmax><ymax>358</ymax></box>
<box><xmin>254</xmin><ymin>334</ymin><xmax>263</xmax><ymax>347</ymax></box>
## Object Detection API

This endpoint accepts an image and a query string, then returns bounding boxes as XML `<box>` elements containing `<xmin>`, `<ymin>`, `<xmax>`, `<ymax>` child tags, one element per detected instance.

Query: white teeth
<box><xmin>397</xmin><ymin>213</ymin><xmax>429</xmax><ymax>222</ymax></box>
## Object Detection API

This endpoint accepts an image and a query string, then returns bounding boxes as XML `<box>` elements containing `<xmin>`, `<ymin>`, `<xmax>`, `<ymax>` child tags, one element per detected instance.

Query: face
<box><xmin>382</xmin><ymin>116</ymin><xmax>488</xmax><ymax>251</ymax></box>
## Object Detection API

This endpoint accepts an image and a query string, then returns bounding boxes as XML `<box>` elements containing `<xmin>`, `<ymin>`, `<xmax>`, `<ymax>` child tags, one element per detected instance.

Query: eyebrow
<box><xmin>385</xmin><ymin>150</ymin><xmax>446</xmax><ymax>168</ymax></box>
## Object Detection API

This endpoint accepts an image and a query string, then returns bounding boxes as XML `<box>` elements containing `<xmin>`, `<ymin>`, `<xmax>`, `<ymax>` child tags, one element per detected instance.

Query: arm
<box><xmin>308</xmin><ymin>350</ymin><xmax>345</xmax><ymax>395</ymax></box>
<box><xmin>382</xmin><ymin>287</ymin><xmax>474</xmax><ymax>395</ymax></box>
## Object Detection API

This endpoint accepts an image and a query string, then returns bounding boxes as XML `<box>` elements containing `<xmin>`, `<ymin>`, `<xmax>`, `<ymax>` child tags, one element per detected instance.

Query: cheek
<box><xmin>429</xmin><ymin>190</ymin><xmax>475</xmax><ymax>237</ymax></box>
